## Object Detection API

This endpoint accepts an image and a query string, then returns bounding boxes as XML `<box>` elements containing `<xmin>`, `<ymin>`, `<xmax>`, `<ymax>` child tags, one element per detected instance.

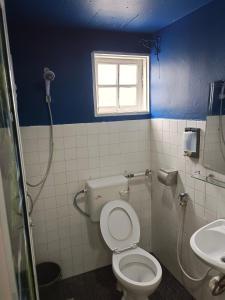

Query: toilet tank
<box><xmin>86</xmin><ymin>175</ymin><xmax>128</xmax><ymax>222</ymax></box>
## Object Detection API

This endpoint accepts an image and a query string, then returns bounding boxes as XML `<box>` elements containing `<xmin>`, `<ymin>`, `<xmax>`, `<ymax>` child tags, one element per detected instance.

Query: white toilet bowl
<box><xmin>100</xmin><ymin>200</ymin><xmax>162</xmax><ymax>300</ymax></box>
<box><xmin>113</xmin><ymin>247</ymin><xmax>162</xmax><ymax>300</ymax></box>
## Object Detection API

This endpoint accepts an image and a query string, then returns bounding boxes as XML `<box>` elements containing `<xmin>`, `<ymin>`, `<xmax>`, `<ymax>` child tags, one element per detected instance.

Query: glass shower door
<box><xmin>0</xmin><ymin>2</ymin><xmax>38</xmax><ymax>300</ymax></box>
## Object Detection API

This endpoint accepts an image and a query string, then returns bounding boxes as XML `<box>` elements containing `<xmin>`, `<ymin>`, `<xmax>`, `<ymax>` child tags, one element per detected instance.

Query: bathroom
<box><xmin>1</xmin><ymin>0</ymin><xmax>225</xmax><ymax>299</ymax></box>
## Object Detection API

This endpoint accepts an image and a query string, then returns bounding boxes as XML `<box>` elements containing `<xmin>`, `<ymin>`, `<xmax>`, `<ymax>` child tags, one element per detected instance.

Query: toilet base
<box><xmin>121</xmin><ymin>289</ymin><xmax>148</xmax><ymax>300</ymax></box>
<box><xmin>117</xmin><ymin>280</ymin><xmax>149</xmax><ymax>300</ymax></box>
<box><xmin>116</xmin><ymin>281</ymin><xmax>122</xmax><ymax>292</ymax></box>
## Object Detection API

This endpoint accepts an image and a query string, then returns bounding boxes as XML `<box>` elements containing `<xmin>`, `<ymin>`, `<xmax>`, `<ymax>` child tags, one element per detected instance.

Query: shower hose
<box><xmin>26</xmin><ymin>98</ymin><xmax>54</xmax><ymax>214</ymax></box>
<box><xmin>177</xmin><ymin>203</ymin><xmax>211</xmax><ymax>282</ymax></box>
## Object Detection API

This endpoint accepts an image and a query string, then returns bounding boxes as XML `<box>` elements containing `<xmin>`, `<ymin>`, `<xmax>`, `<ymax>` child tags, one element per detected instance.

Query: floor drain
<box><xmin>221</xmin><ymin>257</ymin><xmax>225</xmax><ymax>263</ymax></box>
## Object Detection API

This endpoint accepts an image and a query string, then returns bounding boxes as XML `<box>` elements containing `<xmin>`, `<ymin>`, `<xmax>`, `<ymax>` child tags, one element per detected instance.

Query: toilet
<box><xmin>100</xmin><ymin>200</ymin><xmax>162</xmax><ymax>300</ymax></box>
<box><xmin>86</xmin><ymin>175</ymin><xmax>162</xmax><ymax>300</ymax></box>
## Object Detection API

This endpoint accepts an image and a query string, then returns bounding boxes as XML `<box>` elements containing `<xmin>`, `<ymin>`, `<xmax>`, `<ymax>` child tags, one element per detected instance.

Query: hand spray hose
<box><xmin>26</xmin><ymin>68</ymin><xmax>55</xmax><ymax>214</ymax></box>
<box><xmin>27</xmin><ymin>101</ymin><xmax>54</xmax><ymax>188</ymax></box>
<box><xmin>177</xmin><ymin>193</ymin><xmax>211</xmax><ymax>282</ymax></box>
<box><xmin>26</xmin><ymin>101</ymin><xmax>54</xmax><ymax>214</ymax></box>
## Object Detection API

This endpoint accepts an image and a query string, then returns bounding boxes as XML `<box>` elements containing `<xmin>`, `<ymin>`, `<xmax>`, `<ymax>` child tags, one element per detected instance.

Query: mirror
<box><xmin>203</xmin><ymin>81</ymin><xmax>225</xmax><ymax>174</ymax></box>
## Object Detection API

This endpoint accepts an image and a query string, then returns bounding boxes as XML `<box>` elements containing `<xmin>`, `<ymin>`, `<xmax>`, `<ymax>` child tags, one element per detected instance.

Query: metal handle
<box><xmin>124</xmin><ymin>169</ymin><xmax>151</xmax><ymax>179</ymax></box>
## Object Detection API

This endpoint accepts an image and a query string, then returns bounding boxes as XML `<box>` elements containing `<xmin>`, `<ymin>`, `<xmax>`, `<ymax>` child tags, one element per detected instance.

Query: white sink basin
<box><xmin>190</xmin><ymin>219</ymin><xmax>225</xmax><ymax>273</ymax></box>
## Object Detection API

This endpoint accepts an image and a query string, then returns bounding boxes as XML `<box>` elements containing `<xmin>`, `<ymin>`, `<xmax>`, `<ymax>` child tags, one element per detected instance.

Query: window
<box><xmin>92</xmin><ymin>52</ymin><xmax>149</xmax><ymax>116</ymax></box>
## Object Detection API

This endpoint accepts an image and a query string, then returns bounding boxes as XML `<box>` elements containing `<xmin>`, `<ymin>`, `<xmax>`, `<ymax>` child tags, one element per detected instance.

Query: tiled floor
<box><xmin>39</xmin><ymin>263</ymin><xmax>194</xmax><ymax>300</ymax></box>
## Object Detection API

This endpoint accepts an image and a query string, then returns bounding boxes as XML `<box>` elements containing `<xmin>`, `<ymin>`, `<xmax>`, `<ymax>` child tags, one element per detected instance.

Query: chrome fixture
<box><xmin>178</xmin><ymin>192</ymin><xmax>188</xmax><ymax>207</ymax></box>
<box><xmin>191</xmin><ymin>171</ymin><xmax>225</xmax><ymax>189</ymax></box>
<box><xmin>209</xmin><ymin>274</ymin><xmax>225</xmax><ymax>296</ymax></box>
<box><xmin>43</xmin><ymin>67</ymin><xmax>55</xmax><ymax>102</ymax></box>
<box><xmin>124</xmin><ymin>169</ymin><xmax>151</xmax><ymax>179</ymax></box>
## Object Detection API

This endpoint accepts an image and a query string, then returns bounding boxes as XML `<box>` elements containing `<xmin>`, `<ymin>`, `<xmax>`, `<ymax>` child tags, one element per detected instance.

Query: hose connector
<box><xmin>179</xmin><ymin>192</ymin><xmax>188</xmax><ymax>207</ymax></box>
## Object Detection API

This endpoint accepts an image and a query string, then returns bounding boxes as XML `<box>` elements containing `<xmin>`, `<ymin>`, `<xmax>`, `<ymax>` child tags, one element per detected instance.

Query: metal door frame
<box><xmin>0</xmin><ymin>170</ymin><xmax>18</xmax><ymax>300</ymax></box>
<box><xmin>0</xmin><ymin>0</ymin><xmax>39</xmax><ymax>299</ymax></box>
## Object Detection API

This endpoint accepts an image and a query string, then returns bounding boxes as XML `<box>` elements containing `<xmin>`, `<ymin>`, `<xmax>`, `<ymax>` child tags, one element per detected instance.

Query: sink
<box><xmin>190</xmin><ymin>219</ymin><xmax>225</xmax><ymax>273</ymax></box>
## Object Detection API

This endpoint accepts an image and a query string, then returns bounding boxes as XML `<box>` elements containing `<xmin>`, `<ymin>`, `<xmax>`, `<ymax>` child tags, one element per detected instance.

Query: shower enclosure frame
<box><xmin>0</xmin><ymin>0</ymin><xmax>39</xmax><ymax>299</ymax></box>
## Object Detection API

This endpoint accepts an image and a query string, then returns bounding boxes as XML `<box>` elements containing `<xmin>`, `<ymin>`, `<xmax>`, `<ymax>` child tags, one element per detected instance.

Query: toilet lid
<box><xmin>100</xmin><ymin>200</ymin><xmax>140</xmax><ymax>252</ymax></box>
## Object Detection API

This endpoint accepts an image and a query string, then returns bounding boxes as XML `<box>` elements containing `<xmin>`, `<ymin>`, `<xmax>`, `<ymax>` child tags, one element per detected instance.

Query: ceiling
<box><xmin>6</xmin><ymin>0</ymin><xmax>213</xmax><ymax>32</ymax></box>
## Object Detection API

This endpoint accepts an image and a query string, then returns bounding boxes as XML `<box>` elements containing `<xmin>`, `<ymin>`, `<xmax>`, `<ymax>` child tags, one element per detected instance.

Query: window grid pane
<box><xmin>97</xmin><ymin>64</ymin><xmax>117</xmax><ymax>85</ymax></box>
<box><xmin>98</xmin><ymin>87</ymin><xmax>117</xmax><ymax>107</ymax></box>
<box><xmin>119</xmin><ymin>64</ymin><xmax>137</xmax><ymax>85</ymax></box>
<box><xmin>119</xmin><ymin>87</ymin><xmax>137</xmax><ymax>106</ymax></box>
<box><xmin>94</xmin><ymin>53</ymin><xmax>149</xmax><ymax>115</ymax></box>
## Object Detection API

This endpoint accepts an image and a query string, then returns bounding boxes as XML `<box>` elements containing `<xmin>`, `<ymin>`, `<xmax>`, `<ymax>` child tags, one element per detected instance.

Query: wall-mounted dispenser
<box><xmin>183</xmin><ymin>128</ymin><xmax>200</xmax><ymax>158</ymax></box>
<box><xmin>157</xmin><ymin>168</ymin><xmax>178</xmax><ymax>186</ymax></box>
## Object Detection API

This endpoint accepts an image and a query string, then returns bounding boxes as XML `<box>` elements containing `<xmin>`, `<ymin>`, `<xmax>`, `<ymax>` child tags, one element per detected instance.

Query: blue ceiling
<box><xmin>6</xmin><ymin>0</ymin><xmax>213</xmax><ymax>32</ymax></box>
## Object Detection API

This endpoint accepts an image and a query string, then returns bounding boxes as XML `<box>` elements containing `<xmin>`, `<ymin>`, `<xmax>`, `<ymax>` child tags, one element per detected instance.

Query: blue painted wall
<box><xmin>151</xmin><ymin>0</ymin><xmax>225</xmax><ymax>120</ymax></box>
<box><xmin>8</xmin><ymin>0</ymin><xmax>225</xmax><ymax>124</ymax></box>
<box><xmin>8</xmin><ymin>26</ymin><xmax>151</xmax><ymax>126</ymax></box>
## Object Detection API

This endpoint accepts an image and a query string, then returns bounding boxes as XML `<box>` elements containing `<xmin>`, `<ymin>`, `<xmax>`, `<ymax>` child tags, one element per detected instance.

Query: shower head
<box><xmin>43</xmin><ymin>67</ymin><xmax>55</xmax><ymax>101</ymax></box>
<box><xmin>44</xmin><ymin>67</ymin><xmax>55</xmax><ymax>81</ymax></box>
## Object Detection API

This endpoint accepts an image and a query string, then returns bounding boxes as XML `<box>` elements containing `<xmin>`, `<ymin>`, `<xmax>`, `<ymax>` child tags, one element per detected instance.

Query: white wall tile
<box><xmin>87</xmin><ymin>134</ymin><xmax>99</xmax><ymax>146</ymax></box>
<box><xmin>53</xmin><ymin>149</ymin><xmax>65</xmax><ymax>162</ymax></box>
<box><xmin>151</xmin><ymin>118</ymin><xmax>225</xmax><ymax>300</ymax></box>
<box><xmin>37</xmin><ymin>138</ymin><xmax>49</xmax><ymax>151</ymax></box>
<box><xmin>76</xmin><ymin>135</ymin><xmax>88</xmax><ymax>147</ymax></box>
<box><xmin>21</xmin><ymin>119</ymin><xmax>151</xmax><ymax>279</ymax></box>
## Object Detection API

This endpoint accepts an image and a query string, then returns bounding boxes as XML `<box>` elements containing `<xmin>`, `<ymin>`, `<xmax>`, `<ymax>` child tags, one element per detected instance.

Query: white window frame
<box><xmin>92</xmin><ymin>52</ymin><xmax>149</xmax><ymax>117</ymax></box>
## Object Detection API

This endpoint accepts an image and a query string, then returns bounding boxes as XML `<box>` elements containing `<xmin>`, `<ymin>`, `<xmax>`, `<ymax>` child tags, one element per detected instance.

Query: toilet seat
<box><xmin>112</xmin><ymin>247</ymin><xmax>162</xmax><ymax>288</ymax></box>
<box><xmin>100</xmin><ymin>200</ymin><xmax>140</xmax><ymax>253</ymax></box>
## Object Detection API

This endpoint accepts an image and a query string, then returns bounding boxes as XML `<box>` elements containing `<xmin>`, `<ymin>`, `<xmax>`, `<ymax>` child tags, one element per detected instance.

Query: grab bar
<box><xmin>124</xmin><ymin>169</ymin><xmax>151</xmax><ymax>179</ymax></box>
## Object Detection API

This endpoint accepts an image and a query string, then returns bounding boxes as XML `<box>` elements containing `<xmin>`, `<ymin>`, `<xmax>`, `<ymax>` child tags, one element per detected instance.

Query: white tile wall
<box><xmin>151</xmin><ymin>118</ymin><xmax>225</xmax><ymax>300</ymax></box>
<box><xmin>20</xmin><ymin>120</ymin><xmax>151</xmax><ymax>278</ymax></box>
<box><xmin>21</xmin><ymin>116</ymin><xmax>225</xmax><ymax>298</ymax></box>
